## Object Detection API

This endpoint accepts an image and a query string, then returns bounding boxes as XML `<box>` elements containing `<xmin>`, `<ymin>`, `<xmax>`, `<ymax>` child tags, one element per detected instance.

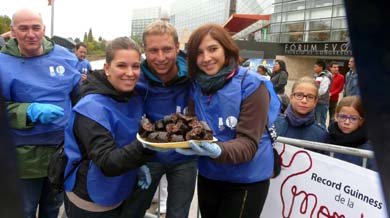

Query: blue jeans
<box><xmin>21</xmin><ymin>177</ymin><xmax>63</xmax><ymax>218</ymax></box>
<box><xmin>121</xmin><ymin>159</ymin><xmax>197</xmax><ymax>218</ymax></box>
<box><xmin>315</xmin><ymin>103</ymin><xmax>329</xmax><ymax>127</ymax></box>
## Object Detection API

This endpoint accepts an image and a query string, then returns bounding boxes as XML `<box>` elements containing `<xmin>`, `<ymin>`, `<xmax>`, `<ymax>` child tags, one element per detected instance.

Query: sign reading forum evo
<box><xmin>261</xmin><ymin>143</ymin><xmax>388</xmax><ymax>218</ymax></box>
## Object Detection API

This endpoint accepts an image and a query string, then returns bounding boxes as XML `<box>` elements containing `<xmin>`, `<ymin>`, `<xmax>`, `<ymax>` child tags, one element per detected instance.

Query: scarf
<box><xmin>285</xmin><ymin>104</ymin><xmax>315</xmax><ymax>127</ymax></box>
<box><xmin>195</xmin><ymin>59</ymin><xmax>237</xmax><ymax>94</ymax></box>
<box><xmin>328</xmin><ymin>121</ymin><xmax>368</xmax><ymax>148</ymax></box>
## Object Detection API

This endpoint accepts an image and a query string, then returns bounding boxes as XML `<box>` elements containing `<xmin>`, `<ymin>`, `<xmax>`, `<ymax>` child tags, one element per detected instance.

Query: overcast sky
<box><xmin>3</xmin><ymin>0</ymin><xmax>174</xmax><ymax>40</ymax></box>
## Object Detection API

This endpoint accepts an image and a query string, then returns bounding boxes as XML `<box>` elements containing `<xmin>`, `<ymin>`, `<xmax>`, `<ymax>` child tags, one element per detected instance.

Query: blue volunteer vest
<box><xmin>136</xmin><ymin>74</ymin><xmax>195</xmax><ymax>163</ymax></box>
<box><xmin>0</xmin><ymin>45</ymin><xmax>80</xmax><ymax>146</ymax></box>
<box><xmin>64</xmin><ymin>93</ymin><xmax>143</xmax><ymax>206</ymax></box>
<box><xmin>192</xmin><ymin>67</ymin><xmax>280</xmax><ymax>183</ymax></box>
<box><xmin>76</xmin><ymin>59</ymin><xmax>92</xmax><ymax>74</ymax></box>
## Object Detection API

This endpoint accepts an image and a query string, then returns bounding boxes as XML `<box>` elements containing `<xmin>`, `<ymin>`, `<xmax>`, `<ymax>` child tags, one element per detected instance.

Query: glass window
<box><xmin>283</xmin><ymin>0</ymin><xmax>305</xmax><ymax>12</ymax></box>
<box><xmin>270</xmin><ymin>24</ymin><xmax>281</xmax><ymax>33</ymax></box>
<box><xmin>268</xmin><ymin>33</ymin><xmax>281</xmax><ymax>42</ymax></box>
<box><xmin>309</xmin><ymin>19</ymin><xmax>331</xmax><ymax>31</ymax></box>
<box><xmin>332</xmin><ymin>17</ymin><xmax>348</xmax><ymax>29</ymax></box>
<box><xmin>275</xmin><ymin>4</ymin><xmax>282</xmax><ymax>13</ymax></box>
<box><xmin>332</xmin><ymin>4</ymin><xmax>346</xmax><ymax>17</ymax></box>
<box><xmin>307</xmin><ymin>0</ymin><xmax>333</xmax><ymax>8</ymax></box>
<box><xmin>283</xmin><ymin>11</ymin><xmax>305</xmax><ymax>22</ymax></box>
<box><xmin>281</xmin><ymin>22</ymin><xmax>305</xmax><ymax>32</ymax></box>
<box><xmin>281</xmin><ymin>32</ymin><xmax>304</xmax><ymax>42</ymax></box>
<box><xmin>331</xmin><ymin>30</ymin><xmax>349</xmax><ymax>41</ymax></box>
<box><xmin>271</xmin><ymin>13</ymin><xmax>282</xmax><ymax>22</ymax></box>
<box><xmin>306</xmin><ymin>7</ymin><xmax>332</xmax><ymax>19</ymax></box>
<box><xmin>308</xmin><ymin>31</ymin><xmax>330</xmax><ymax>41</ymax></box>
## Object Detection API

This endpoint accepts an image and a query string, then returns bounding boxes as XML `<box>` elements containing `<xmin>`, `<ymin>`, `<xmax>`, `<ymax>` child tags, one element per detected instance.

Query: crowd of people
<box><xmin>0</xmin><ymin>7</ymin><xmax>375</xmax><ymax>218</ymax></box>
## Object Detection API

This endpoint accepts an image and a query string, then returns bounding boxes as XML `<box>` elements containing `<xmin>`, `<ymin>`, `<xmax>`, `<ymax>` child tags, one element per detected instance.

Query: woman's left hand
<box><xmin>175</xmin><ymin>140</ymin><xmax>221</xmax><ymax>158</ymax></box>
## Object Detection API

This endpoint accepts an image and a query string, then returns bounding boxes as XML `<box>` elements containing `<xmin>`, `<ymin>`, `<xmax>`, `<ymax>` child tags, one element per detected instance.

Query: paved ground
<box><xmin>58</xmin><ymin>185</ymin><xmax>200</xmax><ymax>218</ymax></box>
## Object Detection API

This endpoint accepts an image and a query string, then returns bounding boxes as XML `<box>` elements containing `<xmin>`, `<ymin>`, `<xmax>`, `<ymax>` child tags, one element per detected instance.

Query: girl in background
<box><xmin>327</xmin><ymin>96</ymin><xmax>377</xmax><ymax>170</ymax></box>
<box><xmin>275</xmin><ymin>77</ymin><xmax>327</xmax><ymax>143</ymax></box>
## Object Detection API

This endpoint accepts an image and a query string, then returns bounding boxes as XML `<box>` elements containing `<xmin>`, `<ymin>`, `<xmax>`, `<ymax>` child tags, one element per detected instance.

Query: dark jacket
<box><xmin>271</xmin><ymin>70</ymin><xmax>288</xmax><ymax>94</ymax></box>
<box><xmin>274</xmin><ymin>113</ymin><xmax>328</xmax><ymax>143</ymax></box>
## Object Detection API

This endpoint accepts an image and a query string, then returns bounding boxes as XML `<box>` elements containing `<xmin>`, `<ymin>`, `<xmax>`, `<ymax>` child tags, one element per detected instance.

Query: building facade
<box><xmin>131</xmin><ymin>6</ymin><xmax>162</xmax><ymax>41</ymax></box>
<box><xmin>170</xmin><ymin>0</ymin><xmax>233</xmax><ymax>40</ymax></box>
<box><xmin>170</xmin><ymin>0</ymin><xmax>265</xmax><ymax>47</ymax></box>
<box><xmin>268</xmin><ymin>0</ymin><xmax>348</xmax><ymax>43</ymax></box>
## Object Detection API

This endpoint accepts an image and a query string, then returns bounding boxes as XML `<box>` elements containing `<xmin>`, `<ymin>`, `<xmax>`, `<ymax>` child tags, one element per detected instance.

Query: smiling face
<box><xmin>196</xmin><ymin>34</ymin><xmax>226</xmax><ymax>76</ymax></box>
<box><xmin>104</xmin><ymin>49</ymin><xmax>141</xmax><ymax>93</ymax></box>
<box><xmin>290</xmin><ymin>83</ymin><xmax>318</xmax><ymax>116</ymax></box>
<box><xmin>11</xmin><ymin>9</ymin><xmax>45</xmax><ymax>57</ymax></box>
<box><xmin>336</xmin><ymin>106</ymin><xmax>364</xmax><ymax>134</ymax></box>
<box><xmin>144</xmin><ymin>33</ymin><xmax>179</xmax><ymax>82</ymax></box>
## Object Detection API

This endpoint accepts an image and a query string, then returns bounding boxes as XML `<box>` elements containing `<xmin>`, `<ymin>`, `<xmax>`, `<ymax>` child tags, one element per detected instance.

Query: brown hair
<box><xmin>291</xmin><ymin>76</ymin><xmax>319</xmax><ymax>97</ymax></box>
<box><xmin>336</xmin><ymin>96</ymin><xmax>365</xmax><ymax>118</ymax></box>
<box><xmin>187</xmin><ymin>24</ymin><xmax>239</xmax><ymax>77</ymax></box>
<box><xmin>105</xmin><ymin>37</ymin><xmax>141</xmax><ymax>64</ymax></box>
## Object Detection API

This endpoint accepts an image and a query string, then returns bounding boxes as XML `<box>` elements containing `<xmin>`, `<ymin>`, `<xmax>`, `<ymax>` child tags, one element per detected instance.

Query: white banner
<box><xmin>261</xmin><ymin>143</ymin><xmax>388</xmax><ymax>218</ymax></box>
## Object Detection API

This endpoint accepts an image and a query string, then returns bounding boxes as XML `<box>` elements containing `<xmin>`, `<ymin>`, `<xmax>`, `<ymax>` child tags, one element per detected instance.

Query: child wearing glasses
<box><xmin>327</xmin><ymin>96</ymin><xmax>377</xmax><ymax>170</ymax></box>
<box><xmin>275</xmin><ymin>77</ymin><xmax>328</xmax><ymax>143</ymax></box>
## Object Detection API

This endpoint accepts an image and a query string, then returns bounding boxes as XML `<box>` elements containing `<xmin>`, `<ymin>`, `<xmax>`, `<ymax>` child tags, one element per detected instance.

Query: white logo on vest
<box><xmin>225</xmin><ymin>116</ymin><xmax>237</xmax><ymax>130</ymax></box>
<box><xmin>49</xmin><ymin>65</ymin><xmax>65</xmax><ymax>77</ymax></box>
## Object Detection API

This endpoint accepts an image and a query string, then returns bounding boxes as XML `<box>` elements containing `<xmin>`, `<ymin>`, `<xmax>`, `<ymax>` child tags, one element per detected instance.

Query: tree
<box><xmin>0</xmin><ymin>15</ymin><xmax>11</xmax><ymax>34</ymax></box>
<box><xmin>87</xmin><ymin>28</ymin><xmax>94</xmax><ymax>42</ymax></box>
<box><xmin>83</xmin><ymin>32</ymin><xmax>87</xmax><ymax>43</ymax></box>
<box><xmin>131</xmin><ymin>35</ymin><xmax>144</xmax><ymax>52</ymax></box>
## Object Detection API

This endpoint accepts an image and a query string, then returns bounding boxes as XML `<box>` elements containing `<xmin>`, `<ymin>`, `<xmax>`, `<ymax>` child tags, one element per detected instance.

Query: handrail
<box><xmin>276</xmin><ymin>136</ymin><xmax>375</xmax><ymax>159</ymax></box>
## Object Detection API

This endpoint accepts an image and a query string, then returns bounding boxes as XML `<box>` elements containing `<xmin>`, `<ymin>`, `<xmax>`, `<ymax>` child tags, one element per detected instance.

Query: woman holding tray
<box><xmin>176</xmin><ymin>24</ymin><xmax>280</xmax><ymax>218</ymax></box>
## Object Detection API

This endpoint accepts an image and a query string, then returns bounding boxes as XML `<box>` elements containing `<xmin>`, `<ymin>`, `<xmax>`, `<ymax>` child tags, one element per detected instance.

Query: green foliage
<box><xmin>83</xmin><ymin>33</ymin><xmax>87</xmax><ymax>43</ymax></box>
<box><xmin>87</xmin><ymin>28</ymin><xmax>94</xmax><ymax>42</ymax></box>
<box><xmin>131</xmin><ymin>35</ymin><xmax>144</xmax><ymax>52</ymax></box>
<box><xmin>0</xmin><ymin>15</ymin><xmax>11</xmax><ymax>34</ymax></box>
<box><xmin>78</xmin><ymin>28</ymin><xmax>105</xmax><ymax>58</ymax></box>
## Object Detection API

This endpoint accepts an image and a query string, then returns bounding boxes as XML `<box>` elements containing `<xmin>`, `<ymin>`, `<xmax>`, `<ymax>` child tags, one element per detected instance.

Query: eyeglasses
<box><xmin>336</xmin><ymin>114</ymin><xmax>362</xmax><ymax>123</ymax></box>
<box><xmin>292</xmin><ymin>92</ymin><xmax>317</xmax><ymax>102</ymax></box>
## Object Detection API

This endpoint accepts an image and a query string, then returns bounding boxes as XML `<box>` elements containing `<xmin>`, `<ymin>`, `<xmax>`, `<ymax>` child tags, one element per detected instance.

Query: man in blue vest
<box><xmin>74</xmin><ymin>42</ymin><xmax>92</xmax><ymax>82</ymax></box>
<box><xmin>121</xmin><ymin>20</ymin><xmax>196</xmax><ymax>218</ymax></box>
<box><xmin>0</xmin><ymin>9</ymin><xmax>80</xmax><ymax>218</ymax></box>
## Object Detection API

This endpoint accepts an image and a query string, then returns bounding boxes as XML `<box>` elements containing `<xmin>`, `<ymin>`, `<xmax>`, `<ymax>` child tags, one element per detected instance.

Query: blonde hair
<box><xmin>336</xmin><ymin>96</ymin><xmax>365</xmax><ymax>118</ymax></box>
<box><xmin>291</xmin><ymin>76</ymin><xmax>319</xmax><ymax>97</ymax></box>
<box><xmin>142</xmin><ymin>20</ymin><xmax>178</xmax><ymax>47</ymax></box>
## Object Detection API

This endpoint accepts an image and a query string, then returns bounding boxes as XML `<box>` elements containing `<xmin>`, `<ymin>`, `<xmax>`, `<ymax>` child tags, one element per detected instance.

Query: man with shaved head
<box><xmin>0</xmin><ymin>8</ymin><xmax>80</xmax><ymax>218</ymax></box>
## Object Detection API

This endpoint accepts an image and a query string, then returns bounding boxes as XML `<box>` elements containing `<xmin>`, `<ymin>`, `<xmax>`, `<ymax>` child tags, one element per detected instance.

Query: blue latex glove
<box><xmin>27</xmin><ymin>103</ymin><xmax>64</xmax><ymax>124</ymax></box>
<box><xmin>175</xmin><ymin>140</ymin><xmax>222</xmax><ymax>158</ymax></box>
<box><xmin>137</xmin><ymin>165</ymin><xmax>152</xmax><ymax>189</ymax></box>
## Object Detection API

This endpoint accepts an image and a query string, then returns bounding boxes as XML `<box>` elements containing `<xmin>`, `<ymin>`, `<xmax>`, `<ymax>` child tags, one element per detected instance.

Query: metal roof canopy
<box><xmin>223</xmin><ymin>14</ymin><xmax>270</xmax><ymax>34</ymax></box>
